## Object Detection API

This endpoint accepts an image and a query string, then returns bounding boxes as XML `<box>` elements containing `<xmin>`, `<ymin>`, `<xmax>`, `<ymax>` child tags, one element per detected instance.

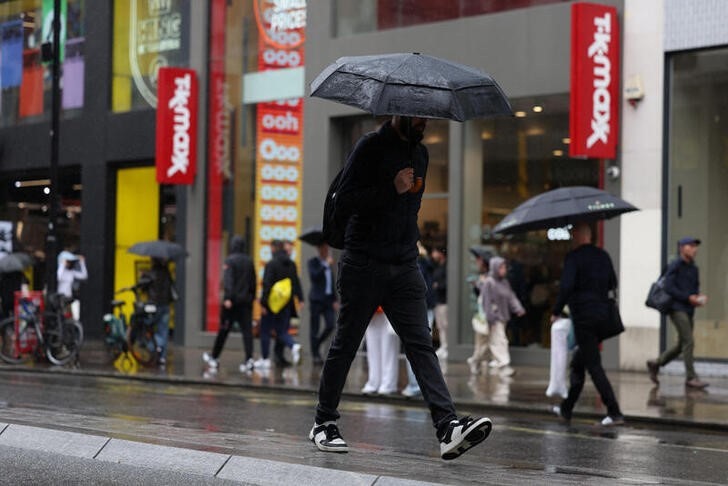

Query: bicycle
<box><xmin>102</xmin><ymin>298</ymin><xmax>129</xmax><ymax>363</ymax></box>
<box><xmin>0</xmin><ymin>293</ymin><xmax>83</xmax><ymax>366</ymax></box>
<box><xmin>115</xmin><ymin>284</ymin><xmax>160</xmax><ymax>366</ymax></box>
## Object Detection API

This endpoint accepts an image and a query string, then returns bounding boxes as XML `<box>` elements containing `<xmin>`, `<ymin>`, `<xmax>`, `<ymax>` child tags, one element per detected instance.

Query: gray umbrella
<box><xmin>0</xmin><ymin>252</ymin><xmax>33</xmax><ymax>273</ymax></box>
<box><xmin>128</xmin><ymin>241</ymin><xmax>187</xmax><ymax>260</ymax></box>
<box><xmin>310</xmin><ymin>52</ymin><xmax>512</xmax><ymax>121</ymax></box>
<box><xmin>493</xmin><ymin>186</ymin><xmax>638</xmax><ymax>235</ymax></box>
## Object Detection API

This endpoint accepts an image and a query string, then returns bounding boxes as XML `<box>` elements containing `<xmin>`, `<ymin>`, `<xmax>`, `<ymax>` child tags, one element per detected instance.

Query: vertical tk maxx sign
<box><xmin>156</xmin><ymin>67</ymin><xmax>198</xmax><ymax>184</ymax></box>
<box><xmin>569</xmin><ymin>3</ymin><xmax>619</xmax><ymax>159</ymax></box>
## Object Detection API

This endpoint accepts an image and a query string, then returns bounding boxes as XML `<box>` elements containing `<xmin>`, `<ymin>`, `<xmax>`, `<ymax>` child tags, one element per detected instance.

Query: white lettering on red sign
<box><xmin>586</xmin><ymin>13</ymin><xmax>611</xmax><ymax>150</ymax></box>
<box><xmin>167</xmin><ymin>74</ymin><xmax>192</xmax><ymax>177</ymax></box>
<box><xmin>262</xmin><ymin>111</ymin><xmax>300</xmax><ymax>134</ymax></box>
<box><xmin>260</xmin><ymin>138</ymin><xmax>301</xmax><ymax>162</ymax></box>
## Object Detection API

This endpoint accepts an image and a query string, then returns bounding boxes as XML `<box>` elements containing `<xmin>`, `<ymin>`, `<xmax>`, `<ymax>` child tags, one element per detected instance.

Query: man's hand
<box><xmin>394</xmin><ymin>167</ymin><xmax>414</xmax><ymax>194</ymax></box>
<box><xmin>333</xmin><ymin>301</ymin><xmax>341</xmax><ymax>312</ymax></box>
<box><xmin>550</xmin><ymin>314</ymin><xmax>559</xmax><ymax>323</ymax></box>
<box><xmin>223</xmin><ymin>299</ymin><xmax>232</xmax><ymax>309</ymax></box>
<box><xmin>326</xmin><ymin>256</ymin><xmax>334</xmax><ymax>266</ymax></box>
<box><xmin>689</xmin><ymin>294</ymin><xmax>708</xmax><ymax>306</ymax></box>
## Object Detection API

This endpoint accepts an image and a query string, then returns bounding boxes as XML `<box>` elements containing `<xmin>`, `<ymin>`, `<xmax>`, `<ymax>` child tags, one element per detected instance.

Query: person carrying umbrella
<box><xmin>139</xmin><ymin>258</ymin><xmax>177</xmax><ymax>367</ymax></box>
<box><xmin>308</xmin><ymin>115</ymin><xmax>492</xmax><ymax>460</ymax></box>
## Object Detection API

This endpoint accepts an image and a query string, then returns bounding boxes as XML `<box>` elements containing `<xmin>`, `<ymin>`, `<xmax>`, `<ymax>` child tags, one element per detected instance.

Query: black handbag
<box><xmin>645</xmin><ymin>276</ymin><xmax>672</xmax><ymax>314</ymax></box>
<box><xmin>598</xmin><ymin>298</ymin><xmax>625</xmax><ymax>341</ymax></box>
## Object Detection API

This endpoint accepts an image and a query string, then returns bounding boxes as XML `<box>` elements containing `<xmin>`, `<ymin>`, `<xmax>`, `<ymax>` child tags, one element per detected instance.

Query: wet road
<box><xmin>1</xmin><ymin>371</ymin><xmax>727</xmax><ymax>485</ymax></box>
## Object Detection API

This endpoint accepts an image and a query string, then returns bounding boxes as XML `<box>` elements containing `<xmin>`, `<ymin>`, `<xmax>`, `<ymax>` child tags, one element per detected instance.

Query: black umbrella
<box><xmin>298</xmin><ymin>226</ymin><xmax>324</xmax><ymax>246</ymax></box>
<box><xmin>493</xmin><ymin>186</ymin><xmax>638</xmax><ymax>235</ymax></box>
<box><xmin>127</xmin><ymin>241</ymin><xmax>187</xmax><ymax>260</ymax></box>
<box><xmin>0</xmin><ymin>252</ymin><xmax>33</xmax><ymax>273</ymax></box>
<box><xmin>469</xmin><ymin>247</ymin><xmax>494</xmax><ymax>262</ymax></box>
<box><xmin>310</xmin><ymin>52</ymin><xmax>512</xmax><ymax>121</ymax></box>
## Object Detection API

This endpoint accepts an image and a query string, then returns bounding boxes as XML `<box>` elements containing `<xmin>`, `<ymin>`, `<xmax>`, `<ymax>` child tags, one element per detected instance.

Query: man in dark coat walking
<box><xmin>309</xmin><ymin>116</ymin><xmax>492</xmax><ymax>461</ymax></box>
<box><xmin>203</xmin><ymin>235</ymin><xmax>257</xmax><ymax>372</ymax></box>
<box><xmin>646</xmin><ymin>237</ymin><xmax>709</xmax><ymax>389</ymax></box>
<box><xmin>551</xmin><ymin>223</ymin><xmax>624</xmax><ymax>426</ymax></box>
<box><xmin>307</xmin><ymin>242</ymin><xmax>338</xmax><ymax>365</ymax></box>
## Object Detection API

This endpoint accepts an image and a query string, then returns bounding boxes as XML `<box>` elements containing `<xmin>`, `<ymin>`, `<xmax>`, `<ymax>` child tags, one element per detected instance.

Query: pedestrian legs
<box><xmin>310</xmin><ymin>299</ymin><xmax>336</xmax><ymax>360</ymax></box>
<box><xmin>468</xmin><ymin>331</ymin><xmax>489</xmax><ymax>374</ymax></box>
<box><xmin>434</xmin><ymin>303</ymin><xmax>448</xmax><ymax>358</ymax></box>
<box><xmin>657</xmin><ymin>311</ymin><xmax>696</xmax><ymax>380</ymax></box>
<box><xmin>363</xmin><ymin>312</ymin><xmax>399</xmax><ymax>394</ymax></box>
<box><xmin>153</xmin><ymin>305</ymin><xmax>170</xmax><ymax>361</ymax></box>
<box><xmin>488</xmin><ymin>321</ymin><xmax>511</xmax><ymax>367</ymax></box>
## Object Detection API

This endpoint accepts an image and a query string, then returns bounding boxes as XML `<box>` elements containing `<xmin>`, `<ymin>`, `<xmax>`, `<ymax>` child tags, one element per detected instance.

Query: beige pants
<box><xmin>469</xmin><ymin>332</ymin><xmax>490</xmax><ymax>367</ymax></box>
<box><xmin>488</xmin><ymin>321</ymin><xmax>511</xmax><ymax>367</ymax></box>
<box><xmin>434</xmin><ymin>304</ymin><xmax>448</xmax><ymax>352</ymax></box>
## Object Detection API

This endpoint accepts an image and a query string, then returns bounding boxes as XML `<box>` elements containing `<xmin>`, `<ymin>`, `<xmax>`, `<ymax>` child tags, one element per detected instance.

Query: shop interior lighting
<box><xmin>526</xmin><ymin>127</ymin><xmax>545</xmax><ymax>136</ymax></box>
<box><xmin>552</xmin><ymin>149</ymin><xmax>564</xmax><ymax>156</ymax></box>
<box><xmin>562</xmin><ymin>137</ymin><xmax>571</xmax><ymax>144</ymax></box>
<box><xmin>514</xmin><ymin>111</ymin><xmax>527</xmax><ymax>118</ymax></box>
<box><xmin>532</xmin><ymin>105</ymin><xmax>543</xmax><ymax>113</ymax></box>
<box><xmin>43</xmin><ymin>187</ymin><xmax>50</xmax><ymax>195</ymax></box>
<box><xmin>481</xmin><ymin>131</ymin><xmax>493</xmax><ymax>140</ymax></box>
<box><xmin>14</xmin><ymin>179</ymin><xmax>51</xmax><ymax>188</ymax></box>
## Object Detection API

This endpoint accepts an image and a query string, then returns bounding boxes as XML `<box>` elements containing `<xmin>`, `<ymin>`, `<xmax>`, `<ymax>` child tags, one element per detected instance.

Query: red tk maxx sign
<box><xmin>569</xmin><ymin>3</ymin><xmax>619</xmax><ymax>159</ymax></box>
<box><xmin>156</xmin><ymin>67</ymin><xmax>198</xmax><ymax>184</ymax></box>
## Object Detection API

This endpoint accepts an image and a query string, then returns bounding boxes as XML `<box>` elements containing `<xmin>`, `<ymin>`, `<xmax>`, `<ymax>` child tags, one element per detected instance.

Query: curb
<box><xmin>3</xmin><ymin>365</ymin><xmax>728</xmax><ymax>433</ymax></box>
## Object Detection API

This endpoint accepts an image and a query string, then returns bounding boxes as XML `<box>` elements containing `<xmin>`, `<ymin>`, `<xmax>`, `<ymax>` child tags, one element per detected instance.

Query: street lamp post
<box><xmin>45</xmin><ymin>0</ymin><xmax>62</xmax><ymax>294</ymax></box>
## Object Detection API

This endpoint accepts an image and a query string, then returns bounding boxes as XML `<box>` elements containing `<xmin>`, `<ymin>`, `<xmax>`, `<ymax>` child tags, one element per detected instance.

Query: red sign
<box><xmin>155</xmin><ymin>67</ymin><xmax>198</xmax><ymax>184</ymax></box>
<box><xmin>569</xmin><ymin>3</ymin><xmax>619</xmax><ymax>159</ymax></box>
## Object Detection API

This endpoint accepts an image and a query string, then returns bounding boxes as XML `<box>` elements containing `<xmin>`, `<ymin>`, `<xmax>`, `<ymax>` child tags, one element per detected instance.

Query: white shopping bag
<box><xmin>546</xmin><ymin>317</ymin><xmax>572</xmax><ymax>399</ymax></box>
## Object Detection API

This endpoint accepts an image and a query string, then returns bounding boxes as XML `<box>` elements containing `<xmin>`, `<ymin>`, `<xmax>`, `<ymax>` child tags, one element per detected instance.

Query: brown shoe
<box><xmin>646</xmin><ymin>360</ymin><xmax>659</xmax><ymax>385</ymax></box>
<box><xmin>685</xmin><ymin>378</ymin><xmax>709</xmax><ymax>389</ymax></box>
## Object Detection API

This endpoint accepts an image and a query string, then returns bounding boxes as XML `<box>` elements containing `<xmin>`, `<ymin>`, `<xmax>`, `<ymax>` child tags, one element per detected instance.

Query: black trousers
<box><xmin>315</xmin><ymin>252</ymin><xmax>457</xmax><ymax>434</ymax></box>
<box><xmin>309</xmin><ymin>296</ymin><xmax>336</xmax><ymax>359</ymax></box>
<box><xmin>211</xmin><ymin>303</ymin><xmax>253</xmax><ymax>361</ymax></box>
<box><xmin>560</xmin><ymin>323</ymin><xmax>622</xmax><ymax>418</ymax></box>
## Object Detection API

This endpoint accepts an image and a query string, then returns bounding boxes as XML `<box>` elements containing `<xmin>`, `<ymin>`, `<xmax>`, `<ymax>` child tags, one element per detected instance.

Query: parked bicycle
<box><xmin>0</xmin><ymin>293</ymin><xmax>83</xmax><ymax>366</ymax></box>
<box><xmin>113</xmin><ymin>283</ymin><xmax>160</xmax><ymax>366</ymax></box>
<box><xmin>102</xmin><ymin>298</ymin><xmax>129</xmax><ymax>363</ymax></box>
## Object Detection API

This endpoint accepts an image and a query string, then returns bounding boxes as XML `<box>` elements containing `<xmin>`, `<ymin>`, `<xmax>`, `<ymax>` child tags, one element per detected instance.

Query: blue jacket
<box><xmin>336</xmin><ymin>121</ymin><xmax>428</xmax><ymax>264</ymax></box>
<box><xmin>307</xmin><ymin>256</ymin><xmax>337</xmax><ymax>303</ymax></box>
<box><xmin>663</xmin><ymin>257</ymin><xmax>699</xmax><ymax>316</ymax></box>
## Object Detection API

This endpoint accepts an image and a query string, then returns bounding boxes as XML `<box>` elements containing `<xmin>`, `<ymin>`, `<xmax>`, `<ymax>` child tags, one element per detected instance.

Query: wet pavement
<box><xmin>1</xmin><ymin>371</ymin><xmax>728</xmax><ymax>484</ymax></box>
<box><xmin>2</xmin><ymin>339</ymin><xmax>728</xmax><ymax>430</ymax></box>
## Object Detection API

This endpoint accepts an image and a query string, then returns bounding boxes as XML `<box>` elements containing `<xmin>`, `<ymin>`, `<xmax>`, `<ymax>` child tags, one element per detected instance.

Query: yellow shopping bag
<box><xmin>268</xmin><ymin>277</ymin><xmax>292</xmax><ymax>314</ymax></box>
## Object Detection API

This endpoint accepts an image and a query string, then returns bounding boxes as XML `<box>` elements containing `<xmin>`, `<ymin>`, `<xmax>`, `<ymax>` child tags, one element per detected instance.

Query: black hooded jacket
<box><xmin>224</xmin><ymin>236</ymin><xmax>256</xmax><ymax>306</ymax></box>
<box><xmin>261</xmin><ymin>249</ymin><xmax>303</xmax><ymax>312</ymax></box>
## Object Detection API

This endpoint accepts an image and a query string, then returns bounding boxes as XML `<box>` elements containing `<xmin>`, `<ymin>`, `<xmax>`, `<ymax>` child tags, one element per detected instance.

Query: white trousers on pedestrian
<box><xmin>363</xmin><ymin>312</ymin><xmax>400</xmax><ymax>394</ymax></box>
<box><xmin>546</xmin><ymin>318</ymin><xmax>571</xmax><ymax>398</ymax></box>
<box><xmin>434</xmin><ymin>304</ymin><xmax>448</xmax><ymax>353</ymax></box>
<box><xmin>488</xmin><ymin>321</ymin><xmax>511</xmax><ymax>367</ymax></box>
<box><xmin>469</xmin><ymin>331</ymin><xmax>490</xmax><ymax>370</ymax></box>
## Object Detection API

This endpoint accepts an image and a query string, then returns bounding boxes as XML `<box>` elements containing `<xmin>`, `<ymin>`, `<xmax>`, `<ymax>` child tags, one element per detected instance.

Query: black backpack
<box><xmin>322</xmin><ymin>167</ymin><xmax>347</xmax><ymax>249</ymax></box>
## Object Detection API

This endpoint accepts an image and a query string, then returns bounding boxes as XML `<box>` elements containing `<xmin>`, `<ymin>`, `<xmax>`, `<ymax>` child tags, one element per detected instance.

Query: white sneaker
<box><xmin>439</xmin><ymin>416</ymin><xmax>492</xmax><ymax>460</ymax></box>
<box><xmin>309</xmin><ymin>422</ymin><xmax>348</xmax><ymax>453</ymax></box>
<box><xmin>254</xmin><ymin>358</ymin><xmax>271</xmax><ymax>369</ymax></box>
<box><xmin>435</xmin><ymin>347</ymin><xmax>448</xmax><ymax>360</ymax></box>
<box><xmin>467</xmin><ymin>357</ymin><xmax>480</xmax><ymax>375</ymax></box>
<box><xmin>202</xmin><ymin>352</ymin><xmax>218</xmax><ymax>369</ymax></box>
<box><xmin>239</xmin><ymin>358</ymin><xmax>254</xmax><ymax>373</ymax></box>
<box><xmin>401</xmin><ymin>385</ymin><xmax>421</xmax><ymax>398</ymax></box>
<box><xmin>291</xmin><ymin>343</ymin><xmax>302</xmax><ymax>365</ymax></box>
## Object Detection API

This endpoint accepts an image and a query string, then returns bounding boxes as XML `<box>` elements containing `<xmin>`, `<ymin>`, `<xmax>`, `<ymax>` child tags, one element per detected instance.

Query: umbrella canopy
<box><xmin>298</xmin><ymin>226</ymin><xmax>324</xmax><ymax>247</ymax></box>
<box><xmin>469</xmin><ymin>246</ymin><xmax>493</xmax><ymax>262</ymax></box>
<box><xmin>0</xmin><ymin>252</ymin><xmax>33</xmax><ymax>273</ymax></box>
<box><xmin>127</xmin><ymin>241</ymin><xmax>187</xmax><ymax>260</ymax></box>
<box><xmin>310</xmin><ymin>52</ymin><xmax>512</xmax><ymax>121</ymax></box>
<box><xmin>493</xmin><ymin>186</ymin><xmax>638</xmax><ymax>235</ymax></box>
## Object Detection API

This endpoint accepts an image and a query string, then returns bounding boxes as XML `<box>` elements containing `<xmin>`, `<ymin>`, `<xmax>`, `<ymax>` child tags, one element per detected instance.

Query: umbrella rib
<box><xmin>367</xmin><ymin>55</ymin><xmax>415</xmax><ymax>116</ymax></box>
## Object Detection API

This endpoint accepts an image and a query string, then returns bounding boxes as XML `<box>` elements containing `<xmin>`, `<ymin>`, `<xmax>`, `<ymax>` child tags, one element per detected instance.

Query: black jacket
<box><xmin>307</xmin><ymin>256</ymin><xmax>337</xmax><ymax>303</ymax></box>
<box><xmin>432</xmin><ymin>261</ymin><xmax>447</xmax><ymax>305</ymax></box>
<box><xmin>144</xmin><ymin>262</ymin><xmax>175</xmax><ymax>306</ymax></box>
<box><xmin>261</xmin><ymin>249</ymin><xmax>303</xmax><ymax>312</ymax></box>
<box><xmin>553</xmin><ymin>244</ymin><xmax>617</xmax><ymax>322</ymax></box>
<box><xmin>224</xmin><ymin>236</ymin><xmax>256</xmax><ymax>306</ymax></box>
<box><xmin>337</xmin><ymin>121</ymin><xmax>428</xmax><ymax>264</ymax></box>
<box><xmin>663</xmin><ymin>257</ymin><xmax>699</xmax><ymax>316</ymax></box>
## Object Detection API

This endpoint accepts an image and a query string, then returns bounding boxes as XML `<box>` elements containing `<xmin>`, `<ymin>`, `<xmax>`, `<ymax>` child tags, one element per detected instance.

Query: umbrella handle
<box><xmin>408</xmin><ymin>177</ymin><xmax>423</xmax><ymax>193</ymax></box>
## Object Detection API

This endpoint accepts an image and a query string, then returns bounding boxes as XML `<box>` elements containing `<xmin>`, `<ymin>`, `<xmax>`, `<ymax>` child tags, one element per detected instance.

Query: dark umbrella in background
<box><xmin>311</xmin><ymin>52</ymin><xmax>512</xmax><ymax>192</ymax></box>
<box><xmin>127</xmin><ymin>241</ymin><xmax>188</xmax><ymax>260</ymax></box>
<box><xmin>493</xmin><ymin>186</ymin><xmax>638</xmax><ymax>235</ymax></box>
<box><xmin>468</xmin><ymin>246</ymin><xmax>494</xmax><ymax>262</ymax></box>
<box><xmin>0</xmin><ymin>252</ymin><xmax>34</xmax><ymax>273</ymax></box>
<box><xmin>298</xmin><ymin>226</ymin><xmax>325</xmax><ymax>247</ymax></box>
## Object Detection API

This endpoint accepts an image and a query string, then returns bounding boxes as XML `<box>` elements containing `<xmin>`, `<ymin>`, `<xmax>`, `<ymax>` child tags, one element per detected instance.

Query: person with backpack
<box><xmin>646</xmin><ymin>237</ymin><xmax>709</xmax><ymax>389</ymax></box>
<box><xmin>258</xmin><ymin>239</ymin><xmax>303</xmax><ymax>369</ymax></box>
<box><xmin>310</xmin><ymin>116</ymin><xmax>492</xmax><ymax>461</ymax></box>
<box><xmin>203</xmin><ymin>235</ymin><xmax>257</xmax><ymax>373</ymax></box>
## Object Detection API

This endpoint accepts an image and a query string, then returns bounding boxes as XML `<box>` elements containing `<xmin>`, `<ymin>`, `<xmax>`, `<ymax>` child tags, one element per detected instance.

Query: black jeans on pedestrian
<box><xmin>315</xmin><ymin>251</ymin><xmax>457</xmax><ymax>435</ymax></box>
<box><xmin>309</xmin><ymin>296</ymin><xmax>336</xmax><ymax>359</ymax></box>
<box><xmin>211</xmin><ymin>304</ymin><xmax>253</xmax><ymax>362</ymax></box>
<box><xmin>560</xmin><ymin>323</ymin><xmax>622</xmax><ymax>419</ymax></box>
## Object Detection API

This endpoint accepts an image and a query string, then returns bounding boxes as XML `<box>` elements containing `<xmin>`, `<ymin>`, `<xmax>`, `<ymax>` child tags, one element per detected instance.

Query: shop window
<box><xmin>334</xmin><ymin>0</ymin><xmax>568</xmax><ymax>36</ymax></box>
<box><xmin>463</xmin><ymin>94</ymin><xmax>599</xmax><ymax>348</ymax></box>
<box><xmin>0</xmin><ymin>0</ymin><xmax>85</xmax><ymax>125</ymax></box>
<box><xmin>111</xmin><ymin>0</ymin><xmax>190</xmax><ymax>112</ymax></box>
<box><xmin>667</xmin><ymin>48</ymin><xmax>728</xmax><ymax>361</ymax></box>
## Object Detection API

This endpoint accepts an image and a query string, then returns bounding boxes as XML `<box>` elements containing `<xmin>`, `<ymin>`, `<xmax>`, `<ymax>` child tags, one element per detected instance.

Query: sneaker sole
<box><xmin>309</xmin><ymin>431</ymin><xmax>349</xmax><ymax>453</ymax></box>
<box><xmin>441</xmin><ymin>418</ymin><xmax>492</xmax><ymax>461</ymax></box>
